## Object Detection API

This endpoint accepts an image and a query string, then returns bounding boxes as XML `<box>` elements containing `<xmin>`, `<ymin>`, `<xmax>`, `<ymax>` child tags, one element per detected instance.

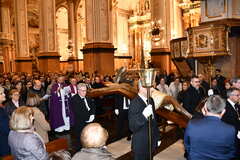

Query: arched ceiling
<box><xmin>3</xmin><ymin>0</ymin><xmax>141</xmax><ymax>28</ymax></box>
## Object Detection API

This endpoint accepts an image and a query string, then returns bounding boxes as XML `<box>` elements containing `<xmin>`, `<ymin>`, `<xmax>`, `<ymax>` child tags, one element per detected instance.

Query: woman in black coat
<box><xmin>0</xmin><ymin>86</ymin><xmax>11</xmax><ymax>157</ymax></box>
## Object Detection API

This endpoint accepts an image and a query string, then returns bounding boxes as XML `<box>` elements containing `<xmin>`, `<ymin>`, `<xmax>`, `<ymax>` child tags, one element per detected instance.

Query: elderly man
<box><xmin>184</xmin><ymin>95</ymin><xmax>236</xmax><ymax>160</ymax></box>
<box><xmin>28</xmin><ymin>79</ymin><xmax>48</xmax><ymax>117</ymax></box>
<box><xmin>72</xmin><ymin>123</ymin><xmax>114</xmax><ymax>160</ymax></box>
<box><xmin>231</xmin><ymin>77</ymin><xmax>240</xmax><ymax>89</ymax></box>
<box><xmin>128</xmin><ymin>81</ymin><xmax>161</xmax><ymax>160</ymax></box>
<box><xmin>49</xmin><ymin>75</ymin><xmax>74</xmax><ymax>132</ymax></box>
<box><xmin>63</xmin><ymin>77</ymin><xmax>78</xmax><ymax>97</ymax></box>
<box><xmin>71</xmin><ymin>83</ymin><xmax>96</xmax><ymax>150</ymax></box>
<box><xmin>222</xmin><ymin>87</ymin><xmax>240</xmax><ymax>157</ymax></box>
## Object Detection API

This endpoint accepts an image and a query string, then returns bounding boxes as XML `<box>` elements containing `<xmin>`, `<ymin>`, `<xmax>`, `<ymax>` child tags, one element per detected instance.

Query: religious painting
<box><xmin>170</xmin><ymin>40</ymin><xmax>181</xmax><ymax>58</ymax></box>
<box><xmin>180</xmin><ymin>39</ymin><xmax>188</xmax><ymax>58</ymax></box>
<box><xmin>206</xmin><ymin>0</ymin><xmax>226</xmax><ymax>18</ymax></box>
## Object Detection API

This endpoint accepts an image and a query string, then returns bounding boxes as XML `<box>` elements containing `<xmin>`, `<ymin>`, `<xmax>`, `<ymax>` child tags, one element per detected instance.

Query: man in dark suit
<box><xmin>28</xmin><ymin>79</ymin><xmax>48</xmax><ymax>117</ymax></box>
<box><xmin>114</xmin><ymin>94</ymin><xmax>131</xmax><ymax>140</ymax></box>
<box><xmin>214</xmin><ymin>69</ymin><xmax>226</xmax><ymax>93</ymax></box>
<box><xmin>182</xmin><ymin>76</ymin><xmax>205</xmax><ymax>115</ymax></box>
<box><xmin>71</xmin><ymin>83</ymin><xmax>96</xmax><ymax>151</ymax></box>
<box><xmin>222</xmin><ymin>87</ymin><xmax>240</xmax><ymax>156</ymax></box>
<box><xmin>184</xmin><ymin>95</ymin><xmax>236</xmax><ymax>160</ymax></box>
<box><xmin>128</xmin><ymin>83</ymin><xmax>161</xmax><ymax>160</ymax></box>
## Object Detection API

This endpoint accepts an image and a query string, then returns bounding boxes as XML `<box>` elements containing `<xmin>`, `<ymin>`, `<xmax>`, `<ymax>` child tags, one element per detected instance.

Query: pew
<box><xmin>2</xmin><ymin>138</ymin><xmax>68</xmax><ymax>160</ymax></box>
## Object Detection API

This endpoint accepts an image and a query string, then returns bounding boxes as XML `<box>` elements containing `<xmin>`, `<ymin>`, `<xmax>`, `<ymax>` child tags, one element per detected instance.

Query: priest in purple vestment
<box><xmin>49</xmin><ymin>75</ymin><xmax>74</xmax><ymax>132</ymax></box>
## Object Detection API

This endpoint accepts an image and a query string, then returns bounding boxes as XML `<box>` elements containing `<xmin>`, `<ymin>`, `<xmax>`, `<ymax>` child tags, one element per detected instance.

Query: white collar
<box><xmin>227</xmin><ymin>98</ymin><xmax>236</xmax><ymax>108</ymax></box>
<box><xmin>79</xmin><ymin>95</ymin><xmax>86</xmax><ymax>99</ymax></box>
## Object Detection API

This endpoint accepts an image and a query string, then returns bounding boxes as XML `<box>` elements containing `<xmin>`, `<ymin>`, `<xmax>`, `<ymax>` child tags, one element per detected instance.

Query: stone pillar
<box><xmin>67</xmin><ymin>0</ymin><xmax>79</xmax><ymax>71</ymax></box>
<box><xmin>150</xmin><ymin>0</ymin><xmax>182</xmax><ymax>73</ymax></box>
<box><xmin>13</xmin><ymin>0</ymin><xmax>32</xmax><ymax>73</ymax></box>
<box><xmin>150</xmin><ymin>0</ymin><xmax>170</xmax><ymax>72</ymax></box>
<box><xmin>38</xmin><ymin>0</ymin><xmax>60</xmax><ymax>73</ymax></box>
<box><xmin>82</xmin><ymin>0</ymin><xmax>115</xmax><ymax>75</ymax></box>
<box><xmin>0</xmin><ymin>0</ymin><xmax>13</xmax><ymax>72</ymax></box>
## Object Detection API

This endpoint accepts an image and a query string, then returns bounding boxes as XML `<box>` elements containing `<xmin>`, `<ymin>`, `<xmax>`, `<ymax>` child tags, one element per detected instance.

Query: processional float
<box><xmin>87</xmin><ymin>67</ymin><xmax>192</xmax><ymax>160</ymax></box>
<box><xmin>87</xmin><ymin>67</ymin><xmax>192</xmax><ymax>128</ymax></box>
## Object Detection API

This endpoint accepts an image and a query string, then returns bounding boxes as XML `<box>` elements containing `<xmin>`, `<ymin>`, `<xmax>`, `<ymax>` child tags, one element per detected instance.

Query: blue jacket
<box><xmin>184</xmin><ymin>116</ymin><xmax>236</xmax><ymax>160</ymax></box>
<box><xmin>0</xmin><ymin>108</ymin><xmax>10</xmax><ymax>157</ymax></box>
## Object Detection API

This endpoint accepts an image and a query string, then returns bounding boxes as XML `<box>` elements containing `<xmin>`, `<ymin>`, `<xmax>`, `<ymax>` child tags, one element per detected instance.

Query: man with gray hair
<box><xmin>231</xmin><ymin>77</ymin><xmax>240</xmax><ymax>89</ymax></box>
<box><xmin>71</xmin><ymin>83</ymin><xmax>96</xmax><ymax>151</ymax></box>
<box><xmin>184</xmin><ymin>95</ymin><xmax>236</xmax><ymax>160</ymax></box>
<box><xmin>129</xmin><ymin>80</ymin><xmax>161</xmax><ymax>160</ymax></box>
<box><xmin>222</xmin><ymin>87</ymin><xmax>240</xmax><ymax>157</ymax></box>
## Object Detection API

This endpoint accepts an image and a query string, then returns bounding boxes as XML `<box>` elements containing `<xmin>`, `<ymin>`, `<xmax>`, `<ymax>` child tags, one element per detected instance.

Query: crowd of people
<box><xmin>0</xmin><ymin>71</ymin><xmax>115</xmax><ymax>159</ymax></box>
<box><xmin>0</xmin><ymin>69</ymin><xmax>240</xmax><ymax>159</ymax></box>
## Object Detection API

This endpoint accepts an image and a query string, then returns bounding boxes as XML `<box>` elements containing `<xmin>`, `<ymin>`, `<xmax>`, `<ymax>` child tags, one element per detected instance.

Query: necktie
<box><xmin>234</xmin><ymin>104</ymin><xmax>240</xmax><ymax>120</ymax></box>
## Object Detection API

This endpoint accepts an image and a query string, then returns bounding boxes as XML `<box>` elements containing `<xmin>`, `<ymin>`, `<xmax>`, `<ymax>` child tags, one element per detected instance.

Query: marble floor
<box><xmin>106</xmin><ymin>124</ymin><xmax>183</xmax><ymax>160</ymax></box>
<box><xmin>153</xmin><ymin>140</ymin><xmax>185</xmax><ymax>160</ymax></box>
<box><xmin>107</xmin><ymin>138</ymin><xmax>185</xmax><ymax>160</ymax></box>
<box><xmin>52</xmin><ymin>109</ymin><xmax>184</xmax><ymax>159</ymax></box>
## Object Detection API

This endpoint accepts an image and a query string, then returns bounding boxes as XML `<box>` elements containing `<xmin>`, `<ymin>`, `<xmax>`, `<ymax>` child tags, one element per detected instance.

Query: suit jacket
<box><xmin>115</xmin><ymin>94</ymin><xmax>129</xmax><ymax>111</ymax></box>
<box><xmin>128</xmin><ymin>95</ymin><xmax>160</xmax><ymax>154</ymax></box>
<box><xmin>72</xmin><ymin>147</ymin><xmax>115</xmax><ymax>160</ymax></box>
<box><xmin>182</xmin><ymin>85</ymin><xmax>205</xmax><ymax>114</ymax></box>
<box><xmin>184</xmin><ymin>116</ymin><xmax>236</xmax><ymax>160</ymax></box>
<box><xmin>0</xmin><ymin>108</ymin><xmax>10</xmax><ymax>156</ymax></box>
<box><xmin>222</xmin><ymin>100</ymin><xmax>240</xmax><ymax>131</ymax></box>
<box><xmin>71</xmin><ymin>94</ymin><xmax>96</xmax><ymax>130</ymax></box>
<box><xmin>4</xmin><ymin>100</ymin><xmax>25</xmax><ymax>117</ymax></box>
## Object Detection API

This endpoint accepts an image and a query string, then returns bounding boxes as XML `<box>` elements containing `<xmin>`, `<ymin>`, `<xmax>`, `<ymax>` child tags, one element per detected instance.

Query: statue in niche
<box><xmin>29</xmin><ymin>33</ymin><xmax>39</xmax><ymax>72</ymax></box>
<box><xmin>144</xmin><ymin>0</ymin><xmax>150</xmax><ymax>11</ymax></box>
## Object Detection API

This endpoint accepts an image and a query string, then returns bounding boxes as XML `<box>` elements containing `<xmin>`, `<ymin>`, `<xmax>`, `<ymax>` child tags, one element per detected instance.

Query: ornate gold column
<box><xmin>38</xmin><ymin>0</ymin><xmax>60</xmax><ymax>73</ymax></box>
<box><xmin>67</xmin><ymin>0</ymin><xmax>79</xmax><ymax>71</ymax></box>
<box><xmin>13</xmin><ymin>0</ymin><xmax>33</xmax><ymax>73</ymax></box>
<box><xmin>82</xmin><ymin>0</ymin><xmax>115</xmax><ymax>75</ymax></box>
<box><xmin>0</xmin><ymin>0</ymin><xmax>13</xmax><ymax>72</ymax></box>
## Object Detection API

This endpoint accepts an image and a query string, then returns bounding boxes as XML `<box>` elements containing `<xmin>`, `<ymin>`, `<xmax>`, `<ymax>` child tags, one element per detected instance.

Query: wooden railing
<box><xmin>2</xmin><ymin>138</ymin><xmax>68</xmax><ymax>160</ymax></box>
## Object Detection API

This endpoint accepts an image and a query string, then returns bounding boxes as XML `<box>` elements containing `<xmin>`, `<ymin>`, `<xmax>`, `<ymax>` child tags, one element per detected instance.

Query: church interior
<box><xmin>0</xmin><ymin>0</ymin><xmax>239</xmax><ymax>78</ymax></box>
<box><xmin>1</xmin><ymin>0</ymin><xmax>240</xmax><ymax>159</ymax></box>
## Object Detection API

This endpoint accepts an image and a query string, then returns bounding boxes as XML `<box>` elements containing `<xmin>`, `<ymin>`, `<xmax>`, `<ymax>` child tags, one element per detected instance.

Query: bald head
<box><xmin>81</xmin><ymin>123</ymin><xmax>108</xmax><ymax>148</ymax></box>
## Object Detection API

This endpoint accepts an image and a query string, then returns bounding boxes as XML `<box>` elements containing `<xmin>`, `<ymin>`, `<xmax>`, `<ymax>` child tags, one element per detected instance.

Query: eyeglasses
<box><xmin>193</xmin><ymin>81</ymin><xmax>200</xmax><ymax>83</ymax></box>
<box><xmin>78</xmin><ymin>89</ymin><xmax>87</xmax><ymax>92</ymax></box>
<box><xmin>231</xmin><ymin>94</ymin><xmax>240</xmax><ymax>97</ymax></box>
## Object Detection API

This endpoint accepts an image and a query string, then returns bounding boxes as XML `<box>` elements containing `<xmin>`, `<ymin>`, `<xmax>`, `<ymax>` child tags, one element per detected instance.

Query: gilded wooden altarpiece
<box><xmin>188</xmin><ymin>24</ymin><xmax>230</xmax><ymax>57</ymax></box>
